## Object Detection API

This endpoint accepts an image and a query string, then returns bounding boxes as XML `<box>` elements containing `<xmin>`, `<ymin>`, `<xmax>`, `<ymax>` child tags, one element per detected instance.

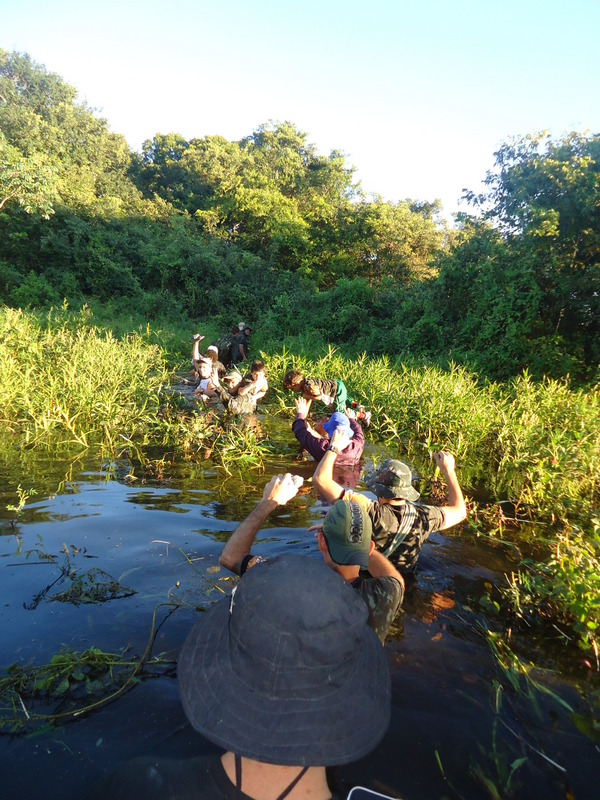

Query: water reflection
<box><xmin>0</xmin><ymin>426</ymin><xmax>599</xmax><ymax>800</ymax></box>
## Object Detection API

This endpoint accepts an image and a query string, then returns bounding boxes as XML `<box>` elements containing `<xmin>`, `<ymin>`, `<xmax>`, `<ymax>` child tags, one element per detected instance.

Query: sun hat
<box><xmin>322</xmin><ymin>499</ymin><xmax>372</xmax><ymax>567</ymax></box>
<box><xmin>196</xmin><ymin>357</ymin><xmax>213</xmax><ymax>374</ymax></box>
<box><xmin>364</xmin><ymin>459</ymin><xmax>420</xmax><ymax>501</ymax></box>
<box><xmin>322</xmin><ymin>412</ymin><xmax>354</xmax><ymax>439</ymax></box>
<box><xmin>223</xmin><ymin>369</ymin><xmax>243</xmax><ymax>384</ymax></box>
<box><xmin>238</xmin><ymin>321</ymin><xmax>245</xmax><ymax>330</ymax></box>
<box><xmin>178</xmin><ymin>554</ymin><xmax>390</xmax><ymax>766</ymax></box>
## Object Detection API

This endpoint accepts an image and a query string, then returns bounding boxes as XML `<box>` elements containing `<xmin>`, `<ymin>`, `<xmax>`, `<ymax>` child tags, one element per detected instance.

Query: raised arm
<box><xmin>313</xmin><ymin>427</ymin><xmax>350</xmax><ymax>503</ymax></box>
<box><xmin>219</xmin><ymin>474</ymin><xmax>300</xmax><ymax>574</ymax></box>
<box><xmin>368</xmin><ymin>548</ymin><xmax>404</xmax><ymax>588</ymax></box>
<box><xmin>433</xmin><ymin>451</ymin><xmax>467</xmax><ymax>530</ymax></box>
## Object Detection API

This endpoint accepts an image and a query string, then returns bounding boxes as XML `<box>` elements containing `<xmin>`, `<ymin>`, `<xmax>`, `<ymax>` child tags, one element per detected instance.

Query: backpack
<box><xmin>216</xmin><ymin>333</ymin><xmax>234</xmax><ymax>366</ymax></box>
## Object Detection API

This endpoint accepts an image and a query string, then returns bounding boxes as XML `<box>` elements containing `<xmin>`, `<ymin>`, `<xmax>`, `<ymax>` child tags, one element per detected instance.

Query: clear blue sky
<box><xmin>3</xmin><ymin>0</ymin><xmax>599</xmax><ymax>219</ymax></box>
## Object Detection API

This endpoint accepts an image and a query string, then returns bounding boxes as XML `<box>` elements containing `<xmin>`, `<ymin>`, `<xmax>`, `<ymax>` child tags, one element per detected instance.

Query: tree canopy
<box><xmin>0</xmin><ymin>49</ymin><xmax>598</xmax><ymax>383</ymax></box>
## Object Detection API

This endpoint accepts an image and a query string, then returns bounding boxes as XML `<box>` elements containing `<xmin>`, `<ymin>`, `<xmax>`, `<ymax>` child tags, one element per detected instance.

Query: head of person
<box><xmin>205</xmin><ymin>345</ymin><xmax>219</xmax><ymax>363</ymax></box>
<box><xmin>365</xmin><ymin>459</ymin><xmax>420</xmax><ymax>503</ymax></box>
<box><xmin>318</xmin><ymin>499</ymin><xmax>373</xmax><ymax>575</ymax></box>
<box><xmin>322</xmin><ymin>412</ymin><xmax>354</xmax><ymax>441</ymax></box>
<box><xmin>223</xmin><ymin>369</ymin><xmax>243</xmax><ymax>391</ymax></box>
<box><xmin>178</xmin><ymin>554</ymin><xmax>390</xmax><ymax>767</ymax></box>
<box><xmin>231</xmin><ymin>326</ymin><xmax>239</xmax><ymax>337</ymax></box>
<box><xmin>197</xmin><ymin>357</ymin><xmax>212</xmax><ymax>379</ymax></box>
<box><xmin>250</xmin><ymin>359</ymin><xmax>265</xmax><ymax>380</ymax></box>
<box><xmin>282</xmin><ymin>369</ymin><xmax>304</xmax><ymax>392</ymax></box>
<box><xmin>244</xmin><ymin>325</ymin><xmax>251</xmax><ymax>338</ymax></box>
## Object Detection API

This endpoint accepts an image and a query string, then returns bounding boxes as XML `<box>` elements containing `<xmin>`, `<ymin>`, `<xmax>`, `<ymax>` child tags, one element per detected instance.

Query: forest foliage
<box><xmin>1</xmin><ymin>49</ymin><xmax>599</xmax><ymax>383</ymax></box>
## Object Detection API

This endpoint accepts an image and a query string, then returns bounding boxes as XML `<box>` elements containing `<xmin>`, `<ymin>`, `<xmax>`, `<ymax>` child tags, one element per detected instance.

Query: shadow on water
<box><xmin>0</xmin><ymin>417</ymin><xmax>599</xmax><ymax>800</ymax></box>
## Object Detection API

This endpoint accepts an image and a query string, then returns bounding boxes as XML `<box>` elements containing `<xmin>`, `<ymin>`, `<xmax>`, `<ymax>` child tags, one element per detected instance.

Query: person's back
<box><xmin>314</xmin><ymin>445</ymin><xmax>467</xmax><ymax>576</ymax></box>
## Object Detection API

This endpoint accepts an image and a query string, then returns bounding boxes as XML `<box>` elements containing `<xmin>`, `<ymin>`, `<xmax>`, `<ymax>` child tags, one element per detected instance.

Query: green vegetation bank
<box><xmin>1</xmin><ymin>50</ymin><xmax>599</xmax><ymax>383</ymax></box>
<box><xmin>1</xmin><ymin>51</ymin><xmax>599</xmax><ymax>660</ymax></box>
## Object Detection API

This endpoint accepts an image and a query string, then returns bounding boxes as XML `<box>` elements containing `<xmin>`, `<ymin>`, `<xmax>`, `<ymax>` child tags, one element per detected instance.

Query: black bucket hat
<box><xmin>178</xmin><ymin>554</ymin><xmax>390</xmax><ymax>766</ymax></box>
<box><xmin>365</xmin><ymin>459</ymin><xmax>420</xmax><ymax>501</ymax></box>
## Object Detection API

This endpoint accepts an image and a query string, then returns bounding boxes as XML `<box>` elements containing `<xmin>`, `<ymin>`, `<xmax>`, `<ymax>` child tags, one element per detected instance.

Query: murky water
<box><xmin>1</xmin><ymin>416</ymin><xmax>599</xmax><ymax>799</ymax></box>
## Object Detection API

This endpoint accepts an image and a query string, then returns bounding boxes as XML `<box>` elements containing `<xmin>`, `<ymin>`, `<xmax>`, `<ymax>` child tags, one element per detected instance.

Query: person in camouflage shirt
<box><xmin>314</xmin><ymin>429</ymin><xmax>467</xmax><ymax>576</ymax></box>
<box><xmin>213</xmin><ymin>370</ymin><xmax>259</xmax><ymax>415</ymax></box>
<box><xmin>282</xmin><ymin>369</ymin><xmax>371</xmax><ymax>427</ymax></box>
<box><xmin>219</xmin><ymin>474</ymin><xmax>404</xmax><ymax>643</ymax></box>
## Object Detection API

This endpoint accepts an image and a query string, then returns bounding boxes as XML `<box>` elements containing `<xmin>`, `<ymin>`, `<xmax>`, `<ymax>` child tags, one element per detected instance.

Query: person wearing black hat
<box><xmin>86</xmin><ymin>556</ymin><xmax>390</xmax><ymax>800</ymax></box>
<box><xmin>314</xmin><ymin>429</ymin><xmax>467</xmax><ymax>576</ymax></box>
<box><xmin>219</xmin><ymin>473</ymin><xmax>403</xmax><ymax>643</ymax></box>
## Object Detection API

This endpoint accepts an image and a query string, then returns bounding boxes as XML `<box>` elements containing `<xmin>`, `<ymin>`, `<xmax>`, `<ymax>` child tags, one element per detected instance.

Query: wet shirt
<box><xmin>344</xmin><ymin>491</ymin><xmax>446</xmax><ymax>575</ymax></box>
<box><xmin>292</xmin><ymin>416</ymin><xmax>364</xmax><ymax>465</ymax></box>
<box><xmin>215</xmin><ymin>384</ymin><xmax>257</xmax><ymax>415</ymax></box>
<box><xmin>351</xmin><ymin>574</ymin><xmax>404</xmax><ymax>643</ymax></box>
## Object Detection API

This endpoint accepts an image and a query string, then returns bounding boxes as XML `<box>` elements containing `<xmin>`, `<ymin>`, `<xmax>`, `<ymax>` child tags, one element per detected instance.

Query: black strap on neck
<box><xmin>234</xmin><ymin>753</ymin><xmax>310</xmax><ymax>800</ymax></box>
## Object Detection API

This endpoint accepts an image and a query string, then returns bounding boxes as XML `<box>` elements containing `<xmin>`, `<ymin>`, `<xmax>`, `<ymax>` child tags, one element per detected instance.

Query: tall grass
<box><xmin>265</xmin><ymin>348</ymin><xmax>600</xmax><ymax>526</ymax></box>
<box><xmin>3</xmin><ymin>309</ymin><xmax>600</xmax><ymax>650</ymax></box>
<box><xmin>0</xmin><ymin>305</ymin><xmax>172</xmax><ymax>449</ymax></box>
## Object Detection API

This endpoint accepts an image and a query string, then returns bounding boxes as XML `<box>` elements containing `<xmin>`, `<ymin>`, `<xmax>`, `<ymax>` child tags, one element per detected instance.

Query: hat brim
<box><xmin>365</xmin><ymin>478</ymin><xmax>420</xmax><ymax>502</ymax></box>
<box><xmin>178</xmin><ymin>589</ymin><xmax>390</xmax><ymax>766</ymax></box>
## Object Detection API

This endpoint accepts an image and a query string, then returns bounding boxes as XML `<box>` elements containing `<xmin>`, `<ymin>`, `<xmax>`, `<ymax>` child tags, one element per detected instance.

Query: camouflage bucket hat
<box><xmin>364</xmin><ymin>459</ymin><xmax>420</xmax><ymax>502</ymax></box>
<box><xmin>322</xmin><ymin>499</ymin><xmax>372</xmax><ymax>567</ymax></box>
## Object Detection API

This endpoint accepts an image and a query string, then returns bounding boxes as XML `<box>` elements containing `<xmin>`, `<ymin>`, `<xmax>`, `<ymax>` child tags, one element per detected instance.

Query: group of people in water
<box><xmin>189</xmin><ymin>323</ymin><xmax>268</xmax><ymax>414</ymax></box>
<box><xmin>90</xmin><ymin>325</ymin><xmax>469</xmax><ymax>798</ymax></box>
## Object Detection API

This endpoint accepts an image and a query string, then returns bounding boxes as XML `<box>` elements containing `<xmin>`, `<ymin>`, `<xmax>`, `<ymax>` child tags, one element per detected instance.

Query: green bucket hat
<box><xmin>322</xmin><ymin>499</ymin><xmax>372</xmax><ymax>567</ymax></box>
<box><xmin>364</xmin><ymin>459</ymin><xmax>420</xmax><ymax>501</ymax></box>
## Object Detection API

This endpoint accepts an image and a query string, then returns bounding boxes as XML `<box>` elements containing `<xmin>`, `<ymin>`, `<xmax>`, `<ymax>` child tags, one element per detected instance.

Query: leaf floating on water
<box><xmin>206</xmin><ymin>566</ymin><xmax>220</xmax><ymax>574</ymax></box>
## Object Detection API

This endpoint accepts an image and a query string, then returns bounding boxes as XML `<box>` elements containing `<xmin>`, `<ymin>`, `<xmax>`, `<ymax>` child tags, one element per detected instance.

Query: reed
<box><xmin>0</xmin><ymin>305</ymin><xmax>172</xmax><ymax>450</ymax></box>
<box><xmin>265</xmin><ymin>350</ymin><xmax>600</xmax><ymax>527</ymax></box>
<box><xmin>3</xmin><ymin>309</ymin><xmax>600</xmax><ymax>650</ymax></box>
<box><xmin>265</xmin><ymin>349</ymin><xmax>600</xmax><ymax>652</ymax></box>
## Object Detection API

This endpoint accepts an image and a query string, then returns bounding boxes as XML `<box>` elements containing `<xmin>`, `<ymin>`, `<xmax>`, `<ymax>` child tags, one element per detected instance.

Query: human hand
<box><xmin>262</xmin><ymin>473</ymin><xmax>301</xmax><ymax>506</ymax></box>
<box><xmin>345</xmin><ymin>407</ymin><xmax>356</xmax><ymax>419</ymax></box>
<box><xmin>295</xmin><ymin>397</ymin><xmax>311</xmax><ymax>416</ymax></box>
<box><xmin>307</xmin><ymin>522</ymin><xmax>324</xmax><ymax>540</ymax></box>
<box><xmin>433</xmin><ymin>451</ymin><xmax>456</xmax><ymax>473</ymax></box>
<box><xmin>330</xmin><ymin>428</ymin><xmax>351</xmax><ymax>452</ymax></box>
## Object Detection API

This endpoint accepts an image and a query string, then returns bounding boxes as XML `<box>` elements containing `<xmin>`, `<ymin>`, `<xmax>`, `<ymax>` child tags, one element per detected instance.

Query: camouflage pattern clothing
<box><xmin>344</xmin><ymin>490</ymin><xmax>447</xmax><ymax>576</ymax></box>
<box><xmin>302</xmin><ymin>378</ymin><xmax>351</xmax><ymax>412</ymax></box>
<box><xmin>216</xmin><ymin>334</ymin><xmax>234</xmax><ymax>367</ymax></box>
<box><xmin>351</xmin><ymin>574</ymin><xmax>403</xmax><ymax>643</ymax></box>
<box><xmin>215</xmin><ymin>384</ymin><xmax>257</xmax><ymax>415</ymax></box>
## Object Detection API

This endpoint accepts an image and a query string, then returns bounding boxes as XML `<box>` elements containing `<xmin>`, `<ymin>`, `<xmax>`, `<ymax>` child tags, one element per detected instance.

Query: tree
<box><xmin>462</xmin><ymin>132</ymin><xmax>600</xmax><ymax>377</ymax></box>
<box><xmin>0</xmin><ymin>134</ymin><xmax>57</xmax><ymax>218</ymax></box>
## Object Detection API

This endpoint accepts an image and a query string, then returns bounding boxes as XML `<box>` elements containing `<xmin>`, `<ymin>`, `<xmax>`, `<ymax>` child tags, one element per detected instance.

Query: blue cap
<box><xmin>323</xmin><ymin>412</ymin><xmax>354</xmax><ymax>439</ymax></box>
